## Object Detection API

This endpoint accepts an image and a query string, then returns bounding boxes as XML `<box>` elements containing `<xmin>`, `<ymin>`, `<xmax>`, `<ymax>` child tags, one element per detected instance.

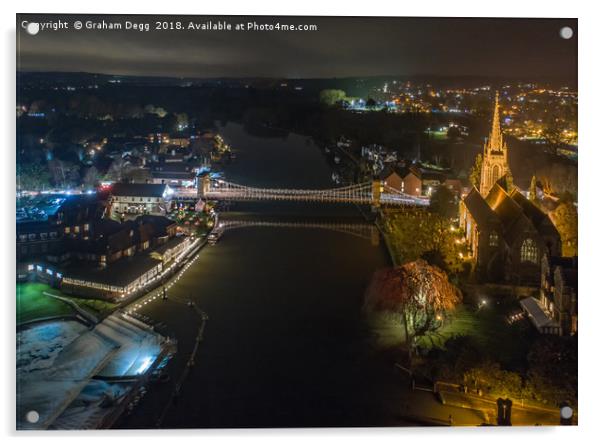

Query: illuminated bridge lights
<box><xmin>202</xmin><ymin>180</ymin><xmax>429</xmax><ymax>206</ymax></box>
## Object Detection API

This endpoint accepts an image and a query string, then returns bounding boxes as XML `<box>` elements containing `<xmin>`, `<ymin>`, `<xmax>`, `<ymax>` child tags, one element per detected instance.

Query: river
<box><xmin>118</xmin><ymin>122</ymin><xmax>410</xmax><ymax>428</ymax></box>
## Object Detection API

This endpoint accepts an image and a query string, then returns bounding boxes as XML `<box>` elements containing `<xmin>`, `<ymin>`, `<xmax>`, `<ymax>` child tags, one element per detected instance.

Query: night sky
<box><xmin>17</xmin><ymin>15</ymin><xmax>577</xmax><ymax>81</ymax></box>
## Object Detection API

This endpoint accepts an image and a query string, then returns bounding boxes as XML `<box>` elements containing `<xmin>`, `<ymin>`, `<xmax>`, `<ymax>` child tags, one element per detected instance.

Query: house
<box><xmin>149</xmin><ymin>162</ymin><xmax>199</xmax><ymax>188</ymax></box>
<box><xmin>16</xmin><ymin>221</ymin><xmax>62</xmax><ymax>278</ymax></box>
<box><xmin>540</xmin><ymin>254</ymin><xmax>578</xmax><ymax>335</ymax></box>
<box><xmin>382</xmin><ymin>164</ymin><xmax>448</xmax><ymax>197</ymax></box>
<box><xmin>379</xmin><ymin>167</ymin><xmax>404</xmax><ymax>192</ymax></box>
<box><xmin>17</xmin><ymin>195</ymin><xmax>106</xmax><ymax>278</ymax></box>
<box><xmin>150</xmin><ymin>236</ymin><xmax>192</xmax><ymax>265</ymax></box>
<box><xmin>109</xmin><ymin>183</ymin><xmax>170</xmax><ymax>218</ymax></box>
<box><xmin>44</xmin><ymin>215</ymin><xmax>183</xmax><ymax>300</ymax></box>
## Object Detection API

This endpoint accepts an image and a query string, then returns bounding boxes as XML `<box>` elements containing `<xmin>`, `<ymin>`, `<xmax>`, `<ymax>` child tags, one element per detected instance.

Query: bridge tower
<box><xmin>198</xmin><ymin>173</ymin><xmax>211</xmax><ymax>198</ymax></box>
<box><xmin>372</xmin><ymin>178</ymin><xmax>382</xmax><ymax>208</ymax></box>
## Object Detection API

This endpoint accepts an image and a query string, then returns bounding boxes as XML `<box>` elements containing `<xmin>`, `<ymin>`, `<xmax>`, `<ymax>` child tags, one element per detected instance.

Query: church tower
<box><xmin>479</xmin><ymin>92</ymin><xmax>511</xmax><ymax>197</ymax></box>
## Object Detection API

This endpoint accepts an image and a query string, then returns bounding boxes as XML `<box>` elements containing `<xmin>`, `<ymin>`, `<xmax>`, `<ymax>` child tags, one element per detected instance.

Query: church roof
<box><xmin>495</xmin><ymin>175</ymin><xmax>510</xmax><ymax>193</ymax></box>
<box><xmin>463</xmin><ymin>187</ymin><xmax>500</xmax><ymax>227</ymax></box>
<box><xmin>510</xmin><ymin>188</ymin><xmax>562</xmax><ymax>241</ymax></box>
<box><xmin>486</xmin><ymin>183</ymin><xmax>522</xmax><ymax>226</ymax></box>
<box><xmin>485</xmin><ymin>183</ymin><xmax>537</xmax><ymax>246</ymax></box>
<box><xmin>510</xmin><ymin>189</ymin><xmax>546</xmax><ymax>227</ymax></box>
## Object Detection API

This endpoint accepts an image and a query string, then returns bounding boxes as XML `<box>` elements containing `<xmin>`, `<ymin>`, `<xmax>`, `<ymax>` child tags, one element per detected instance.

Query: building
<box><xmin>381</xmin><ymin>164</ymin><xmax>449</xmax><ymax>197</ymax></box>
<box><xmin>539</xmin><ymin>254</ymin><xmax>578</xmax><ymax>335</ymax></box>
<box><xmin>109</xmin><ymin>183</ymin><xmax>170</xmax><ymax>218</ymax></box>
<box><xmin>149</xmin><ymin>162</ymin><xmax>199</xmax><ymax>188</ymax></box>
<box><xmin>379</xmin><ymin>167</ymin><xmax>404</xmax><ymax>192</ymax></box>
<box><xmin>459</xmin><ymin>95</ymin><xmax>561</xmax><ymax>284</ymax></box>
<box><xmin>17</xmin><ymin>195</ymin><xmax>106</xmax><ymax>279</ymax></box>
<box><xmin>17</xmin><ymin>191</ymin><xmax>193</xmax><ymax>300</ymax></box>
<box><xmin>47</xmin><ymin>215</ymin><xmax>185</xmax><ymax>300</ymax></box>
<box><xmin>149</xmin><ymin>235</ymin><xmax>192</xmax><ymax>265</ymax></box>
<box><xmin>479</xmin><ymin>91</ymin><xmax>511</xmax><ymax>197</ymax></box>
<box><xmin>61</xmin><ymin>255</ymin><xmax>164</xmax><ymax>299</ymax></box>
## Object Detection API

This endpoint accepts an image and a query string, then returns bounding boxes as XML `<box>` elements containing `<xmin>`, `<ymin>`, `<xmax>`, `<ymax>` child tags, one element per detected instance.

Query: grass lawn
<box><xmin>67</xmin><ymin>297</ymin><xmax>118</xmax><ymax>318</ymax></box>
<box><xmin>17</xmin><ymin>282</ymin><xmax>119</xmax><ymax>325</ymax></box>
<box><xmin>16</xmin><ymin>282</ymin><xmax>74</xmax><ymax>325</ymax></box>
<box><xmin>366</xmin><ymin>305</ymin><xmax>485</xmax><ymax>349</ymax></box>
<box><xmin>427</xmin><ymin>130</ymin><xmax>449</xmax><ymax>141</ymax></box>
<box><xmin>368</xmin><ymin>301</ymin><xmax>534</xmax><ymax>370</ymax></box>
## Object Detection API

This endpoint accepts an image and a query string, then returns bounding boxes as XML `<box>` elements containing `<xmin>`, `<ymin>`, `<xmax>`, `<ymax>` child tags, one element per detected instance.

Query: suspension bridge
<box><xmin>215</xmin><ymin>219</ymin><xmax>380</xmax><ymax>244</ymax></box>
<box><xmin>198</xmin><ymin>176</ymin><xmax>429</xmax><ymax>207</ymax></box>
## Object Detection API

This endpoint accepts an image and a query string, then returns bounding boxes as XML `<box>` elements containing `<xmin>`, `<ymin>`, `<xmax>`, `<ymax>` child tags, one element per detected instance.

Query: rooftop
<box><xmin>63</xmin><ymin>254</ymin><xmax>162</xmax><ymax>287</ymax></box>
<box><xmin>111</xmin><ymin>183</ymin><xmax>166</xmax><ymax>198</ymax></box>
<box><xmin>151</xmin><ymin>235</ymin><xmax>188</xmax><ymax>256</ymax></box>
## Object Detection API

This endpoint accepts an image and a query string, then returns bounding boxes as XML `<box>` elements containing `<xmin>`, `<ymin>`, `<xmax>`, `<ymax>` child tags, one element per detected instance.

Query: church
<box><xmin>459</xmin><ymin>93</ymin><xmax>561</xmax><ymax>285</ymax></box>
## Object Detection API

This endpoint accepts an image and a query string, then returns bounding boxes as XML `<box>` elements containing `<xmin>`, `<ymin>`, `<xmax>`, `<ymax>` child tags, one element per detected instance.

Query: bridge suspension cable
<box><xmin>201</xmin><ymin>179</ymin><xmax>428</xmax><ymax>206</ymax></box>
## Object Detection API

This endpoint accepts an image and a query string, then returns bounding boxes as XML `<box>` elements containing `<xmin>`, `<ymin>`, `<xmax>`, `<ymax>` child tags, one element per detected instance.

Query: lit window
<box><xmin>27</xmin><ymin>264</ymin><xmax>34</xmax><ymax>271</ymax></box>
<box><xmin>56</xmin><ymin>272</ymin><xmax>63</xmax><ymax>279</ymax></box>
<box><xmin>46</xmin><ymin>268</ymin><xmax>53</xmax><ymax>275</ymax></box>
<box><xmin>36</xmin><ymin>265</ymin><xmax>43</xmax><ymax>272</ymax></box>
<box><xmin>489</xmin><ymin>231</ymin><xmax>499</xmax><ymax>247</ymax></box>
<box><xmin>520</xmin><ymin>238</ymin><xmax>538</xmax><ymax>264</ymax></box>
<box><xmin>65</xmin><ymin>227</ymin><xmax>70</xmax><ymax>234</ymax></box>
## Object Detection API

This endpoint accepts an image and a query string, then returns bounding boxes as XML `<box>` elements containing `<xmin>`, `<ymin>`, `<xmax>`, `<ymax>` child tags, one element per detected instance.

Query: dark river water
<box><xmin>118</xmin><ymin>123</ymin><xmax>409</xmax><ymax>429</ymax></box>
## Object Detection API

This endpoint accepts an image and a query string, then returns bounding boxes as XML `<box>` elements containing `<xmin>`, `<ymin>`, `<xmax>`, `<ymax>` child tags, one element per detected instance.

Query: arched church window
<box><xmin>489</xmin><ymin>231</ymin><xmax>499</xmax><ymax>247</ymax></box>
<box><xmin>492</xmin><ymin>165</ymin><xmax>500</xmax><ymax>182</ymax></box>
<box><xmin>520</xmin><ymin>238</ymin><xmax>538</xmax><ymax>264</ymax></box>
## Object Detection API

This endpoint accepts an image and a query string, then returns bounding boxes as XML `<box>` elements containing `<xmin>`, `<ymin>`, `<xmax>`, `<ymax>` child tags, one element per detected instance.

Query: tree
<box><xmin>17</xmin><ymin>162</ymin><xmax>51</xmax><ymax>192</ymax></box>
<box><xmin>529</xmin><ymin>175</ymin><xmax>538</xmax><ymax>203</ymax></box>
<box><xmin>526</xmin><ymin>335</ymin><xmax>577</xmax><ymax>405</ymax></box>
<box><xmin>465</xmin><ymin>361</ymin><xmax>524</xmax><ymax>399</ymax></box>
<box><xmin>82</xmin><ymin>166</ymin><xmax>100</xmax><ymax>189</ymax></box>
<box><xmin>543</xmin><ymin>114</ymin><xmax>564</xmax><ymax>156</ymax></box>
<box><xmin>365</xmin><ymin>259</ymin><xmax>462</xmax><ymax>363</ymax></box>
<box><xmin>144</xmin><ymin>104</ymin><xmax>167</xmax><ymax>118</ymax></box>
<box><xmin>175</xmin><ymin>112</ymin><xmax>189</xmax><ymax>130</ymax></box>
<box><xmin>429</xmin><ymin>185</ymin><xmax>457</xmax><ymax>218</ymax></box>
<box><xmin>48</xmin><ymin>159</ymin><xmax>79</xmax><ymax>189</ymax></box>
<box><xmin>549</xmin><ymin>198</ymin><xmax>578</xmax><ymax>256</ymax></box>
<box><xmin>469</xmin><ymin>153</ymin><xmax>482</xmax><ymax>188</ymax></box>
<box><xmin>105</xmin><ymin>158</ymin><xmax>128</xmax><ymax>182</ymax></box>
<box><xmin>383</xmin><ymin>209</ymin><xmax>465</xmax><ymax>274</ymax></box>
<box><xmin>318</xmin><ymin>89</ymin><xmax>347</xmax><ymax>107</ymax></box>
<box><xmin>447</xmin><ymin>125</ymin><xmax>461</xmax><ymax>139</ymax></box>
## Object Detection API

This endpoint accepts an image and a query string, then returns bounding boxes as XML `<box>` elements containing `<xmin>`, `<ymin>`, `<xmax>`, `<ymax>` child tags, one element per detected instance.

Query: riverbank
<box><xmin>16</xmin><ymin>229</ymin><xmax>210</xmax><ymax>430</ymax></box>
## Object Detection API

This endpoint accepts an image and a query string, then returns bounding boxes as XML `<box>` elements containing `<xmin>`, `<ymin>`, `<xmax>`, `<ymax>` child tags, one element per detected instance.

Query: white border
<box><xmin>2</xmin><ymin>1</ymin><xmax>599</xmax><ymax>444</ymax></box>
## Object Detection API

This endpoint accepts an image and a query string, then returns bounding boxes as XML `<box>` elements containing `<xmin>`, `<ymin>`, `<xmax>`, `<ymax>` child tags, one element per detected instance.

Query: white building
<box><xmin>110</xmin><ymin>183</ymin><xmax>171</xmax><ymax>217</ymax></box>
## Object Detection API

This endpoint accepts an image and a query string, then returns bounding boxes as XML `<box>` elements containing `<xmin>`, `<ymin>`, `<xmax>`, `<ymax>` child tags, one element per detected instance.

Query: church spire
<box><xmin>486</xmin><ymin>91</ymin><xmax>504</xmax><ymax>153</ymax></box>
<box><xmin>479</xmin><ymin>91</ymin><xmax>511</xmax><ymax>197</ymax></box>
